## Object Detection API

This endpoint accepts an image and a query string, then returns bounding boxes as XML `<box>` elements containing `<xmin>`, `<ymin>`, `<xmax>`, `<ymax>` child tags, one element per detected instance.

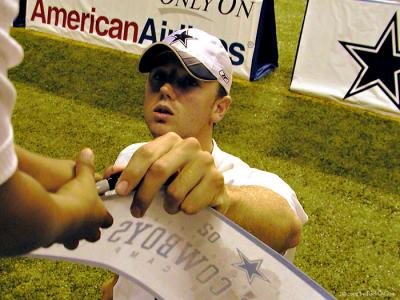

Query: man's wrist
<box><xmin>213</xmin><ymin>186</ymin><xmax>232</xmax><ymax>215</ymax></box>
<box><xmin>50</xmin><ymin>192</ymin><xmax>84</xmax><ymax>243</ymax></box>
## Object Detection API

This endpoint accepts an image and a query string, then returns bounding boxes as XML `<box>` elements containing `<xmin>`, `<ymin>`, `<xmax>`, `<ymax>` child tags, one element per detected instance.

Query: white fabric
<box><xmin>113</xmin><ymin>140</ymin><xmax>308</xmax><ymax>299</ymax></box>
<box><xmin>0</xmin><ymin>0</ymin><xmax>23</xmax><ymax>185</ymax></box>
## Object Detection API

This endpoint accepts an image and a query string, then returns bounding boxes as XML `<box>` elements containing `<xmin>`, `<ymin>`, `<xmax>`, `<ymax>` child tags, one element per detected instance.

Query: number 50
<box><xmin>197</xmin><ymin>223</ymin><xmax>220</xmax><ymax>243</ymax></box>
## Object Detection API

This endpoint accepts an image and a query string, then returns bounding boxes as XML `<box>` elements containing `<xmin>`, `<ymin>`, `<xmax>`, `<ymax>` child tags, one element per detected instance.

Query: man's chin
<box><xmin>149</xmin><ymin>123</ymin><xmax>178</xmax><ymax>137</ymax></box>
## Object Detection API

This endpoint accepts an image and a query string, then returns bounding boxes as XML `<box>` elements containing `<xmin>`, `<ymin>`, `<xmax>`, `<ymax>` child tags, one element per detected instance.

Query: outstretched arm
<box><xmin>0</xmin><ymin>148</ymin><xmax>113</xmax><ymax>256</ymax></box>
<box><xmin>15</xmin><ymin>145</ymin><xmax>76</xmax><ymax>192</ymax></box>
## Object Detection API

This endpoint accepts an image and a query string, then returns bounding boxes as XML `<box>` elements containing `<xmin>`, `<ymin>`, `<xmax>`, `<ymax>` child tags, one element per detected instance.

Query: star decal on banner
<box><xmin>232</xmin><ymin>249</ymin><xmax>269</xmax><ymax>284</ymax></box>
<box><xmin>340</xmin><ymin>13</ymin><xmax>400</xmax><ymax>110</ymax></box>
<box><xmin>170</xmin><ymin>30</ymin><xmax>196</xmax><ymax>48</ymax></box>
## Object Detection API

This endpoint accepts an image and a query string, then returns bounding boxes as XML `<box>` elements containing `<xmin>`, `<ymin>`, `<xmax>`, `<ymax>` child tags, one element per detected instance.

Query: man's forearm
<box><xmin>0</xmin><ymin>170</ymin><xmax>70</xmax><ymax>256</ymax></box>
<box><xmin>15</xmin><ymin>145</ymin><xmax>75</xmax><ymax>192</ymax></box>
<box><xmin>219</xmin><ymin>185</ymin><xmax>302</xmax><ymax>254</ymax></box>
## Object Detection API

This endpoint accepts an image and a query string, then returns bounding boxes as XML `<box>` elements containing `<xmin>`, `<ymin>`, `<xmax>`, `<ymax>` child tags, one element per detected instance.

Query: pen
<box><xmin>96</xmin><ymin>171</ymin><xmax>178</xmax><ymax>195</ymax></box>
<box><xmin>96</xmin><ymin>171</ymin><xmax>122</xmax><ymax>195</ymax></box>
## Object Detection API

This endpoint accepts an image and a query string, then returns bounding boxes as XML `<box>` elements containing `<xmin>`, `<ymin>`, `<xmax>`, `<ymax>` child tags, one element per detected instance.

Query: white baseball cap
<box><xmin>138</xmin><ymin>28</ymin><xmax>232</xmax><ymax>94</ymax></box>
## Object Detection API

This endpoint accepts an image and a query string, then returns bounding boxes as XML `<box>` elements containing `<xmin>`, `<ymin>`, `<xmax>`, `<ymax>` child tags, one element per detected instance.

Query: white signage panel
<box><xmin>26</xmin><ymin>0</ymin><xmax>279</xmax><ymax>80</ymax></box>
<box><xmin>291</xmin><ymin>0</ymin><xmax>400</xmax><ymax>117</ymax></box>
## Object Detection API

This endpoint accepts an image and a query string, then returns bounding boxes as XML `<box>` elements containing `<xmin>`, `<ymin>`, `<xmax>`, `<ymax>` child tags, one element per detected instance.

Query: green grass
<box><xmin>1</xmin><ymin>0</ymin><xmax>399</xmax><ymax>298</ymax></box>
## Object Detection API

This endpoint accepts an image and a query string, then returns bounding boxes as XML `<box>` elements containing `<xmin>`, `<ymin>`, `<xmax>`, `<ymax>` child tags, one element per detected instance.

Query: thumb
<box><xmin>75</xmin><ymin>148</ymin><xmax>95</xmax><ymax>179</ymax></box>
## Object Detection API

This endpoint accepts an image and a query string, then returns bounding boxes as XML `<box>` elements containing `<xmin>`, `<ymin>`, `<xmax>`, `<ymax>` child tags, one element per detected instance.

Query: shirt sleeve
<box><xmin>0</xmin><ymin>0</ymin><xmax>24</xmax><ymax>185</ymax></box>
<box><xmin>0</xmin><ymin>121</ymin><xmax>17</xmax><ymax>185</ymax></box>
<box><xmin>114</xmin><ymin>142</ymin><xmax>148</xmax><ymax>167</ymax></box>
<box><xmin>0</xmin><ymin>63</ymin><xmax>18</xmax><ymax>185</ymax></box>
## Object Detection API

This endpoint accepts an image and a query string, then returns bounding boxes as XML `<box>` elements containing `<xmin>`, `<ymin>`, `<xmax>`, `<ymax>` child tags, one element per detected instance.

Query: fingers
<box><xmin>63</xmin><ymin>227</ymin><xmax>101</xmax><ymax>249</ymax></box>
<box><xmin>114</xmin><ymin>134</ymin><xmax>224</xmax><ymax>218</ymax></box>
<box><xmin>115</xmin><ymin>132</ymin><xmax>181</xmax><ymax>196</ymax></box>
<box><xmin>101</xmin><ymin>211</ymin><xmax>114</xmax><ymax>228</ymax></box>
<box><xmin>181</xmin><ymin>169</ymin><xmax>225</xmax><ymax>214</ymax></box>
<box><xmin>64</xmin><ymin>239</ymin><xmax>79</xmax><ymax>250</ymax></box>
<box><xmin>163</xmin><ymin>158</ymin><xmax>205</xmax><ymax>214</ymax></box>
<box><xmin>75</xmin><ymin>148</ymin><xmax>95</xmax><ymax>180</ymax></box>
<box><xmin>92</xmin><ymin>195</ymin><xmax>114</xmax><ymax>230</ymax></box>
<box><xmin>167</xmin><ymin>154</ymin><xmax>223</xmax><ymax>214</ymax></box>
<box><xmin>103</xmin><ymin>165</ymin><xmax>125</xmax><ymax>179</ymax></box>
<box><xmin>94</xmin><ymin>172</ymin><xmax>103</xmax><ymax>182</ymax></box>
<box><xmin>131</xmin><ymin>137</ymin><xmax>201</xmax><ymax>217</ymax></box>
<box><xmin>62</xmin><ymin>213</ymin><xmax>112</xmax><ymax>249</ymax></box>
<box><xmin>53</xmin><ymin>149</ymin><xmax>114</xmax><ymax>250</ymax></box>
<box><xmin>132</xmin><ymin>148</ymin><xmax>192</xmax><ymax>216</ymax></box>
<box><xmin>85</xmin><ymin>228</ymin><xmax>102</xmax><ymax>243</ymax></box>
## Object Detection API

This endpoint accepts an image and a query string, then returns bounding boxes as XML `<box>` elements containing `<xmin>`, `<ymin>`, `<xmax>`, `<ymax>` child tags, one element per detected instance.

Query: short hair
<box><xmin>217</xmin><ymin>84</ymin><xmax>228</xmax><ymax>99</ymax></box>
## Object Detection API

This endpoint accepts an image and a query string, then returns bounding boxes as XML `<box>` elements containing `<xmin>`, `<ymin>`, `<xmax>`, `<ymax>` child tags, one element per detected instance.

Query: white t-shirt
<box><xmin>113</xmin><ymin>141</ymin><xmax>308</xmax><ymax>300</ymax></box>
<box><xmin>0</xmin><ymin>0</ymin><xmax>23</xmax><ymax>185</ymax></box>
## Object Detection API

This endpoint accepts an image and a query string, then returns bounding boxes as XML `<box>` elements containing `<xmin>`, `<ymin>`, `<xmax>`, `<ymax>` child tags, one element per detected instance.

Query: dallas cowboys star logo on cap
<box><xmin>232</xmin><ymin>249</ymin><xmax>269</xmax><ymax>284</ymax></box>
<box><xmin>170</xmin><ymin>29</ymin><xmax>196</xmax><ymax>48</ymax></box>
<box><xmin>340</xmin><ymin>13</ymin><xmax>400</xmax><ymax>110</ymax></box>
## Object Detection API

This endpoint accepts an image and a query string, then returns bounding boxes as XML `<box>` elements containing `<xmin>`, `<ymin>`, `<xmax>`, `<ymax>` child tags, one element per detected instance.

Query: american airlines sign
<box><xmin>26</xmin><ymin>0</ymin><xmax>278</xmax><ymax>81</ymax></box>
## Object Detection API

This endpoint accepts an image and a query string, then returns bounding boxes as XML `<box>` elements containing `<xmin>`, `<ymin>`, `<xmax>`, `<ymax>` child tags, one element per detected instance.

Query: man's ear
<box><xmin>211</xmin><ymin>95</ymin><xmax>232</xmax><ymax>124</ymax></box>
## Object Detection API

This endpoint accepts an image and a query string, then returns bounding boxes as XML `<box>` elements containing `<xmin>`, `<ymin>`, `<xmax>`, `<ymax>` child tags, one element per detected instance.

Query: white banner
<box><xmin>25</xmin><ymin>0</ymin><xmax>278</xmax><ymax>81</ymax></box>
<box><xmin>30</xmin><ymin>193</ymin><xmax>334</xmax><ymax>300</ymax></box>
<box><xmin>290</xmin><ymin>0</ymin><xmax>400</xmax><ymax>117</ymax></box>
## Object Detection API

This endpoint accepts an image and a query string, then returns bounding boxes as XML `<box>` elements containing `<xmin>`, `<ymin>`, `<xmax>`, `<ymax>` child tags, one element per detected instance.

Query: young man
<box><xmin>103</xmin><ymin>28</ymin><xmax>308</xmax><ymax>299</ymax></box>
<box><xmin>0</xmin><ymin>0</ymin><xmax>113</xmax><ymax>256</ymax></box>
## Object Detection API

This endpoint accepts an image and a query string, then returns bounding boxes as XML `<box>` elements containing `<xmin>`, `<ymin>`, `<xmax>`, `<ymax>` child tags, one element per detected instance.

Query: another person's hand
<box><xmin>16</xmin><ymin>146</ymin><xmax>103</xmax><ymax>192</ymax></box>
<box><xmin>52</xmin><ymin>148</ymin><xmax>113</xmax><ymax>249</ymax></box>
<box><xmin>113</xmin><ymin>132</ymin><xmax>230</xmax><ymax>218</ymax></box>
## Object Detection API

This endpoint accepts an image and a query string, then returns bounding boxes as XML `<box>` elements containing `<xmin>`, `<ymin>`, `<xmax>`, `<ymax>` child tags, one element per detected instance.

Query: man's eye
<box><xmin>149</xmin><ymin>70</ymin><xmax>168</xmax><ymax>92</ymax></box>
<box><xmin>178</xmin><ymin>77</ymin><xmax>199</xmax><ymax>89</ymax></box>
<box><xmin>151</xmin><ymin>71</ymin><xmax>166</xmax><ymax>82</ymax></box>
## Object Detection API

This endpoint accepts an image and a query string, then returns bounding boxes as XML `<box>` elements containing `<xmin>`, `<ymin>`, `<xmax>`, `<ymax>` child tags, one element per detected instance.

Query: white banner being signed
<box><xmin>30</xmin><ymin>193</ymin><xmax>334</xmax><ymax>300</ymax></box>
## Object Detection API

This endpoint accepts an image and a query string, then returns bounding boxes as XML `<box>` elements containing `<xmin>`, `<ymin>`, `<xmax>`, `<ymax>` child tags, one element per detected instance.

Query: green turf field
<box><xmin>1</xmin><ymin>0</ymin><xmax>399</xmax><ymax>298</ymax></box>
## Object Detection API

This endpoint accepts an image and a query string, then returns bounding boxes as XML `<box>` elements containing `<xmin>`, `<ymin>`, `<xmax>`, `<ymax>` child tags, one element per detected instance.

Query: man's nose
<box><xmin>159</xmin><ymin>82</ymin><xmax>177</xmax><ymax>100</ymax></box>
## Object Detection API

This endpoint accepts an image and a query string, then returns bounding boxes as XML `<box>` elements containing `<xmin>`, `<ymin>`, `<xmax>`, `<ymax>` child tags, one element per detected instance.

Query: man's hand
<box><xmin>0</xmin><ymin>148</ymin><xmax>113</xmax><ymax>256</ymax></box>
<box><xmin>53</xmin><ymin>148</ymin><xmax>113</xmax><ymax>249</ymax></box>
<box><xmin>16</xmin><ymin>146</ymin><xmax>103</xmax><ymax>192</ymax></box>
<box><xmin>16</xmin><ymin>146</ymin><xmax>75</xmax><ymax>192</ymax></box>
<box><xmin>113</xmin><ymin>132</ymin><xmax>230</xmax><ymax>217</ymax></box>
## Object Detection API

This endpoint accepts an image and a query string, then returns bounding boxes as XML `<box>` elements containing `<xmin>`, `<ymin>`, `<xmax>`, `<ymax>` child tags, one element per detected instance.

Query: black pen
<box><xmin>96</xmin><ymin>171</ymin><xmax>122</xmax><ymax>195</ymax></box>
<box><xmin>96</xmin><ymin>171</ymin><xmax>178</xmax><ymax>195</ymax></box>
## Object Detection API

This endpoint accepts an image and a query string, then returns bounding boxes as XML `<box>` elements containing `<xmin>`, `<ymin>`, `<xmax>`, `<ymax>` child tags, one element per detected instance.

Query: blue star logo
<box><xmin>170</xmin><ymin>30</ymin><xmax>196</xmax><ymax>48</ymax></box>
<box><xmin>340</xmin><ymin>13</ymin><xmax>400</xmax><ymax>110</ymax></box>
<box><xmin>232</xmin><ymin>249</ymin><xmax>269</xmax><ymax>284</ymax></box>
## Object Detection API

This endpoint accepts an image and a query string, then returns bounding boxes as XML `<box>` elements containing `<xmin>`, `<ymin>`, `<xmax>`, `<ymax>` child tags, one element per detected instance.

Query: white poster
<box><xmin>291</xmin><ymin>0</ymin><xmax>400</xmax><ymax>117</ymax></box>
<box><xmin>30</xmin><ymin>193</ymin><xmax>334</xmax><ymax>300</ymax></box>
<box><xmin>25</xmin><ymin>0</ymin><xmax>278</xmax><ymax>81</ymax></box>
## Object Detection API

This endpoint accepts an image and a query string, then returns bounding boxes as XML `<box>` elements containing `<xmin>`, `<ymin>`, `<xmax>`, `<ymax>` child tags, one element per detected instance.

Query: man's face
<box><xmin>143</xmin><ymin>57</ymin><xmax>220</xmax><ymax>139</ymax></box>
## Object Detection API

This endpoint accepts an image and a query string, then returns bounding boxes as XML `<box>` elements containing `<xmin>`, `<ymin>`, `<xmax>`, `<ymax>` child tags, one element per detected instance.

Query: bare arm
<box><xmin>0</xmin><ymin>169</ymin><xmax>77</xmax><ymax>255</ymax></box>
<box><xmin>113</xmin><ymin>133</ymin><xmax>302</xmax><ymax>254</ymax></box>
<box><xmin>15</xmin><ymin>145</ymin><xmax>75</xmax><ymax>192</ymax></box>
<box><xmin>0</xmin><ymin>148</ymin><xmax>113</xmax><ymax>256</ymax></box>
<box><xmin>218</xmin><ymin>185</ymin><xmax>302</xmax><ymax>254</ymax></box>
